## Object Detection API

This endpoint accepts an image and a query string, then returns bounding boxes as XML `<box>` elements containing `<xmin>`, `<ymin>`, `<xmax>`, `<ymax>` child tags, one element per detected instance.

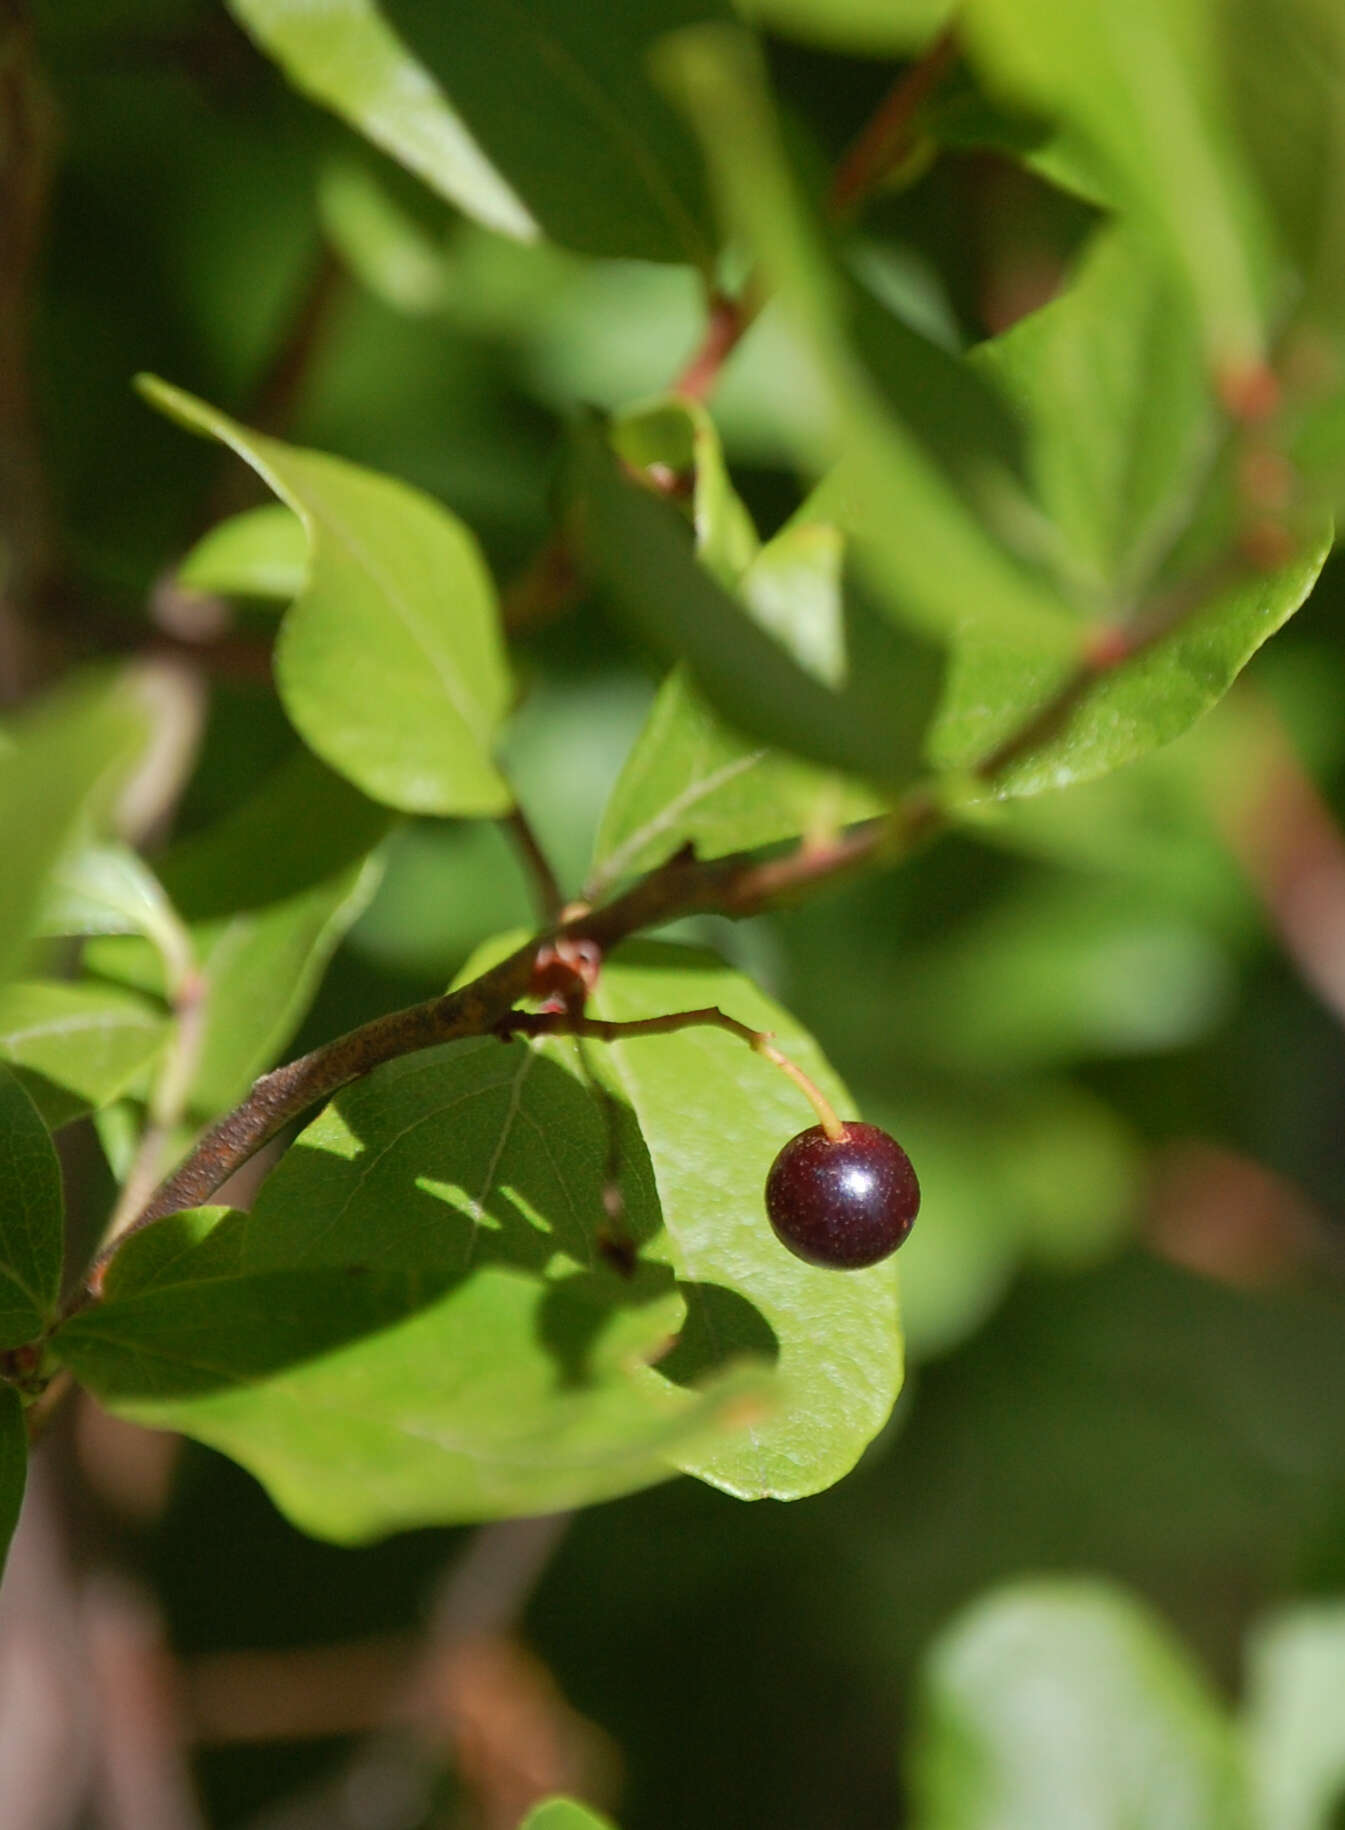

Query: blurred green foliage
<box><xmin>4</xmin><ymin>0</ymin><xmax>1345</xmax><ymax>1824</ymax></box>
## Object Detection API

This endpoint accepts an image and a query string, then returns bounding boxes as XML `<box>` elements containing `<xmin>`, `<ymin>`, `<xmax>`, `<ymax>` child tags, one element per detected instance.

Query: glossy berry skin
<box><xmin>765</xmin><ymin>1122</ymin><xmax>919</xmax><ymax>1269</ymax></box>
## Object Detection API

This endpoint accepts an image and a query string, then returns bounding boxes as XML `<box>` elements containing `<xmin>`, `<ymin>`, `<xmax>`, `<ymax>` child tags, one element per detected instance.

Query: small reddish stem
<box><xmin>829</xmin><ymin>25</ymin><xmax>960</xmax><ymax>219</ymax></box>
<box><xmin>672</xmin><ymin>286</ymin><xmax>760</xmax><ymax>404</ymax></box>
<box><xmin>500</xmin><ymin>803</ymin><xmax>565</xmax><ymax>925</ymax></box>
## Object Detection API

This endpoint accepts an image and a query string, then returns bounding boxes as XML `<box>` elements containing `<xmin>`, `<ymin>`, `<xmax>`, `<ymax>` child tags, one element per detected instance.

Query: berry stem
<box><xmin>497</xmin><ymin>1005</ymin><xmax>847</xmax><ymax>1141</ymax></box>
<box><xmin>750</xmin><ymin>1037</ymin><xmax>846</xmax><ymax>1142</ymax></box>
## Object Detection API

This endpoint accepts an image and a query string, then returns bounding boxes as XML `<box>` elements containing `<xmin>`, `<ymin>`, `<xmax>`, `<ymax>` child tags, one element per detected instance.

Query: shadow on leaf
<box><xmin>56</xmin><ymin>1038</ymin><xmax>775</xmax><ymax>1409</ymax></box>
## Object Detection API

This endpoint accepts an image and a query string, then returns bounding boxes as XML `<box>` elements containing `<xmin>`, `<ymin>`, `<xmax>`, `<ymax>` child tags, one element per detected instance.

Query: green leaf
<box><xmin>0</xmin><ymin>1387</ymin><xmax>24</xmax><ymax>1585</ymax></box>
<box><xmin>188</xmin><ymin>865</ymin><xmax>384</xmax><ymax>1118</ymax></box>
<box><xmin>666</xmin><ymin>25</ymin><xmax>1298</xmax><ymax>804</ymax></box>
<box><xmin>54</xmin><ymin>1028</ymin><xmax>765</xmax><ymax>1539</ymax></box>
<box><xmin>226</xmin><ymin>0</ymin><xmax>537</xmax><ymax>241</ymax></box>
<box><xmin>611</xmin><ymin>395</ymin><xmax>759</xmax><ymax>588</ymax></box>
<box><xmin>591</xmin><ymin>942</ymin><xmax>904</xmax><ymax>1499</ymax></box>
<box><xmin>572</xmin><ymin>419</ymin><xmax>940</xmax><ymax>790</ymax></box>
<box><xmin>87</xmin><ymin>752</ymin><xmax>390</xmax><ymax>1117</ymax></box>
<box><xmin>379</xmin><ymin>0</ymin><xmax>733</xmax><ymax>267</ymax></box>
<box><xmin>0</xmin><ymin>981</ymin><xmax>168</xmax><ymax>1129</ymax></box>
<box><xmin>908</xmin><ymin>1581</ymin><xmax>1247</xmax><ymax>1830</ymax></box>
<box><xmin>916</xmin><ymin>222</ymin><xmax>1335</xmax><ymax>789</ymax></box>
<box><xmin>0</xmin><ymin>680</ymin><xmax>149</xmax><ymax>991</ymax></box>
<box><xmin>39</xmin><ymin>843</ymin><xmax>194</xmax><ymax>994</ymax></box>
<box><xmin>520</xmin><ymin>1801</ymin><xmax>619</xmax><ymax>1830</ymax></box>
<box><xmin>972</xmin><ymin>226</ymin><xmax>1212</xmax><ymax>608</ymax></box>
<box><xmin>176</xmin><ymin>503</ymin><xmax>307</xmax><ymax>603</ymax></box>
<box><xmin>657</xmin><ymin>25</ymin><xmax>1080</xmax><ymax>657</ymax></box>
<box><xmin>590</xmin><ymin>664</ymin><xmax>886</xmax><ymax>892</ymax></box>
<box><xmin>590</xmin><ymin>422</ymin><xmax>889</xmax><ymax>891</ymax></box>
<box><xmin>929</xmin><ymin>524</ymin><xmax>1333</xmax><ymax>792</ymax></box>
<box><xmin>138</xmin><ymin>376</ymin><xmax>513</xmax><ymax>817</ymax></box>
<box><xmin>0</xmin><ymin>1066</ymin><xmax>63</xmax><ymax>1349</ymax></box>
<box><xmin>1243</xmin><ymin>1603</ymin><xmax>1345</xmax><ymax>1830</ymax></box>
<box><xmin>159</xmin><ymin>755</ymin><xmax>387</xmax><ymax>1117</ymax></box>
<box><xmin>962</xmin><ymin>0</ymin><xmax>1275</xmax><ymax>381</ymax></box>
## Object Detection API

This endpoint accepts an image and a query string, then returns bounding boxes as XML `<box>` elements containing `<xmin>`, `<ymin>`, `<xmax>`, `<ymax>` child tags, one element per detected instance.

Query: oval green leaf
<box><xmin>176</xmin><ymin>503</ymin><xmax>307</xmax><ymax>603</ymax></box>
<box><xmin>138</xmin><ymin>376</ymin><xmax>514</xmax><ymax>818</ymax></box>
<box><xmin>0</xmin><ymin>981</ymin><xmax>167</xmax><ymax>1130</ymax></box>
<box><xmin>591</xmin><ymin>663</ymin><xmax>886</xmax><ymax>892</ymax></box>
<box><xmin>931</xmin><ymin>525</ymin><xmax>1333</xmax><ymax>794</ymax></box>
<box><xmin>0</xmin><ymin>679</ymin><xmax>150</xmax><ymax>992</ymax></box>
<box><xmin>591</xmin><ymin>941</ymin><xmax>904</xmax><ymax>1499</ymax></box>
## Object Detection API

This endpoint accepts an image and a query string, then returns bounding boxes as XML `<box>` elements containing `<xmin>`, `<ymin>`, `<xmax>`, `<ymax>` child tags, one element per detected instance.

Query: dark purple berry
<box><xmin>765</xmin><ymin>1122</ymin><xmax>919</xmax><ymax>1269</ymax></box>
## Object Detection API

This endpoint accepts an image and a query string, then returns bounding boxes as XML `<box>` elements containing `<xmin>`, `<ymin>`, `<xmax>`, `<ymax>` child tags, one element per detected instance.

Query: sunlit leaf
<box><xmin>591</xmin><ymin>942</ymin><xmax>904</xmax><ymax>1499</ymax></box>
<box><xmin>39</xmin><ymin>843</ymin><xmax>193</xmax><ymax>994</ymax></box>
<box><xmin>0</xmin><ymin>680</ymin><xmax>149</xmax><ymax>991</ymax></box>
<box><xmin>591</xmin><ymin>415</ymin><xmax>888</xmax><ymax>889</ymax></box>
<box><xmin>0</xmin><ymin>981</ymin><xmax>167</xmax><ymax>1129</ymax></box>
<box><xmin>929</xmin><ymin>525</ymin><xmax>1333</xmax><ymax>792</ymax></box>
<box><xmin>139</xmin><ymin>376</ymin><xmax>513</xmax><ymax>817</ymax></box>
<box><xmin>591</xmin><ymin>664</ymin><xmax>885</xmax><ymax>891</ymax></box>
<box><xmin>573</xmin><ymin>419</ymin><xmax>939</xmax><ymax>790</ymax></box>
<box><xmin>176</xmin><ymin>503</ymin><xmax>307</xmax><ymax>603</ymax></box>
<box><xmin>227</xmin><ymin>0</ymin><xmax>537</xmax><ymax>240</ymax></box>
<box><xmin>87</xmin><ymin>751</ymin><xmax>390</xmax><ymax>1118</ymax></box>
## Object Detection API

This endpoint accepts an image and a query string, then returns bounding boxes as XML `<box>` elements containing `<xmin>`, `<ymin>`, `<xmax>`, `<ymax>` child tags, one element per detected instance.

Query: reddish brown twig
<box><xmin>500</xmin><ymin>802</ymin><xmax>566</xmax><ymax>923</ymax></box>
<box><xmin>672</xmin><ymin>285</ymin><xmax>762</xmax><ymax>404</ymax></box>
<box><xmin>829</xmin><ymin>25</ymin><xmax>961</xmax><ymax>219</ymax></box>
